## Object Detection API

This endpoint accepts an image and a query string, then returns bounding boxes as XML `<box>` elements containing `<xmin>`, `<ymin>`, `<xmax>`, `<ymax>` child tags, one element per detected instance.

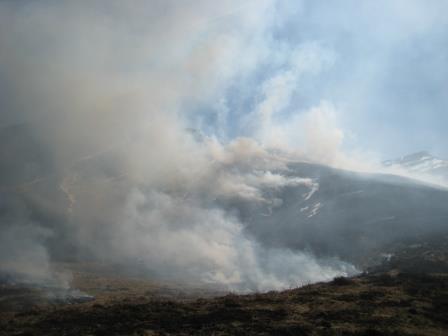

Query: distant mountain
<box><xmin>383</xmin><ymin>151</ymin><xmax>448</xmax><ymax>180</ymax></box>
<box><xmin>232</xmin><ymin>161</ymin><xmax>448</xmax><ymax>267</ymax></box>
<box><xmin>2</xmin><ymin>124</ymin><xmax>448</xmax><ymax>272</ymax></box>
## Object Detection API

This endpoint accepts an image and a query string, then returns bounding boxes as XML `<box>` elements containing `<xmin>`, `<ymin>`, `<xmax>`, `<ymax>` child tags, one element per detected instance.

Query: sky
<box><xmin>1</xmin><ymin>0</ymin><xmax>447</xmax><ymax>160</ymax></box>
<box><xmin>288</xmin><ymin>1</ymin><xmax>448</xmax><ymax>159</ymax></box>
<box><xmin>193</xmin><ymin>0</ymin><xmax>448</xmax><ymax>160</ymax></box>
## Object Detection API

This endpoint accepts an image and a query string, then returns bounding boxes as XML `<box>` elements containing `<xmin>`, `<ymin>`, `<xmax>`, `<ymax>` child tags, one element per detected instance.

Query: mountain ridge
<box><xmin>384</xmin><ymin>151</ymin><xmax>448</xmax><ymax>180</ymax></box>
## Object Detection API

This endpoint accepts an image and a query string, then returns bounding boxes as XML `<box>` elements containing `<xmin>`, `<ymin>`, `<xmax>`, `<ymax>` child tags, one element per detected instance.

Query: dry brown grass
<box><xmin>1</xmin><ymin>271</ymin><xmax>447</xmax><ymax>336</ymax></box>
<box><xmin>2</xmin><ymin>237</ymin><xmax>448</xmax><ymax>336</ymax></box>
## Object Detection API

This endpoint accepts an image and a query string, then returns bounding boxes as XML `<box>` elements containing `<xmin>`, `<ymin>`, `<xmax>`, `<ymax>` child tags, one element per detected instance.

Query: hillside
<box><xmin>1</xmin><ymin>235</ymin><xmax>448</xmax><ymax>336</ymax></box>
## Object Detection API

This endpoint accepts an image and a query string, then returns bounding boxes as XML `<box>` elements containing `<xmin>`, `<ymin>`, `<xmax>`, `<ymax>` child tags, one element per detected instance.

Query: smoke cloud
<box><xmin>1</xmin><ymin>1</ymin><xmax>446</xmax><ymax>292</ymax></box>
<box><xmin>0</xmin><ymin>0</ymin><xmax>360</xmax><ymax>291</ymax></box>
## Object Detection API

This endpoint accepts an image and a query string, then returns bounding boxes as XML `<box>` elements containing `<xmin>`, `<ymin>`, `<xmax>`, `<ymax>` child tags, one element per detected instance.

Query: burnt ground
<box><xmin>1</xmin><ymin>237</ymin><xmax>448</xmax><ymax>336</ymax></box>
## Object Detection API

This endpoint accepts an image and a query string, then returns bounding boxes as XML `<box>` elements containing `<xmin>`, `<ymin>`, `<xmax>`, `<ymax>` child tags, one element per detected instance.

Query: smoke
<box><xmin>0</xmin><ymin>222</ymin><xmax>58</xmax><ymax>285</ymax></box>
<box><xmin>0</xmin><ymin>0</ymin><xmax>361</xmax><ymax>291</ymax></box>
<box><xmin>114</xmin><ymin>187</ymin><xmax>356</xmax><ymax>292</ymax></box>
<box><xmin>1</xmin><ymin>1</ymin><xmax>445</xmax><ymax>292</ymax></box>
<box><xmin>0</xmin><ymin>196</ymin><xmax>71</xmax><ymax>287</ymax></box>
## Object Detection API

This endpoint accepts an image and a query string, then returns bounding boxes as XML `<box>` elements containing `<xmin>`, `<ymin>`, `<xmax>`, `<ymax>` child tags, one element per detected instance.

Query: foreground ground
<box><xmin>1</xmin><ymin>236</ymin><xmax>448</xmax><ymax>335</ymax></box>
<box><xmin>1</xmin><ymin>272</ymin><xmax>448</xmax><ymax>336</ymax></box>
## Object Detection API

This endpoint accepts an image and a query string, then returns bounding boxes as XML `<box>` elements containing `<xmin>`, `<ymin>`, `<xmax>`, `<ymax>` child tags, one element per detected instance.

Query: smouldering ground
<box><xmin>2</xmin><ymin>237</ymin><xmax>448</xmax><ymax>336</ymax></box>
<box><xmin>1</xmin><ymin>272</ymin><xmax>448</xmax><ymax>335</ymax></box>
<box><xmin>0</xmin><ymin>262</ymin><xmax>222</xmax><ymax>316</ymax></box>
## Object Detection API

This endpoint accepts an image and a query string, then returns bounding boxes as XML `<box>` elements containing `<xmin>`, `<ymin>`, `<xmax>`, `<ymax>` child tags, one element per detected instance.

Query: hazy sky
<box><xmin>192</xmin><ymin>1</ymin><xmax>448</xmax><ymax>159</ymax></box>
<box><xmin>295</xmin><ymin>2</ymin><xmax>447</xmax><ymax>158</ymax></box>
<box><xmin>1</xmin><ymin>0</ymin><xmax>447</xmax><ymax>161</ymax></box>
<box><xmin>291</xmin><ymin>1</ymin><xmax>448</xmax><ymax>159</ymax></box>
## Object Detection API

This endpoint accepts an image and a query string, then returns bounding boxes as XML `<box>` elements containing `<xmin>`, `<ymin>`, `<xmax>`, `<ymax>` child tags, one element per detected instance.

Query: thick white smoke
<box><xmin>0</xmin><ymin>0</ymin><xmax>361</xmax><ymax>291</ymax></box>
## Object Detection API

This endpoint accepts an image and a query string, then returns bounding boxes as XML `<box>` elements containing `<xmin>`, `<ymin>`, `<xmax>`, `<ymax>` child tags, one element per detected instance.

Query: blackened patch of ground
<box><xmin>1</xmin><ymin>272</ymin><xmax>447</xmax><ymax>336</ymax></box>
<box><xmin>2</xmin><ymin>238</ymin><xmax>448</xmax><ymax>336</ymax></box>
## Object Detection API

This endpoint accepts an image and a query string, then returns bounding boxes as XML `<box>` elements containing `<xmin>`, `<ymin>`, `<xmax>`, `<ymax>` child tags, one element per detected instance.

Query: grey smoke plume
<box><xmin>0</xmin><ymin>0</ymin><xmax>358</xmax><ymax>291</ymax></box>
<box><xmin>2</xmin><ymin>1</ymin><xmax>446</xmax><ymax>292</ymax></box>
